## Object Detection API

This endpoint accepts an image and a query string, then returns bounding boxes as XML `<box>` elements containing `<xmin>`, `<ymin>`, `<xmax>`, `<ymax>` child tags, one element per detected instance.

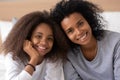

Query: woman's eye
<box><xmin>66</xmin><ymin>29</ymin><xmax>73</xmax><ymax>34</ymax></box>
<box><xmin>78</xmin><ymin>21</ymin><xmax>84</xmax><ymax>27</ymax></box>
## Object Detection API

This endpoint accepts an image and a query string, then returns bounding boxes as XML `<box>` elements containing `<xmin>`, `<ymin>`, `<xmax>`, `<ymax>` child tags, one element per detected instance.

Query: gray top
<box><xmin>63</xmin><ymin>30</ymin><xmax>120</xmax><ymax>80</ymax></box>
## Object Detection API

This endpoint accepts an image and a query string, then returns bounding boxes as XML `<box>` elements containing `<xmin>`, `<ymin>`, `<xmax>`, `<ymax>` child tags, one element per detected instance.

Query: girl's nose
<box><xmin>40</xmin><ymin>39</ymin><xmax>47</xmax><ymax>45</ymax></box>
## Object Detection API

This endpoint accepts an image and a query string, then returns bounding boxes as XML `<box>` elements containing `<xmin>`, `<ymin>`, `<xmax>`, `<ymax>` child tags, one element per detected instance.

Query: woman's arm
<box><xmin>114</xmin><ymin>40</ymin><xmax>120</xmax><ymax>80</ymax></box>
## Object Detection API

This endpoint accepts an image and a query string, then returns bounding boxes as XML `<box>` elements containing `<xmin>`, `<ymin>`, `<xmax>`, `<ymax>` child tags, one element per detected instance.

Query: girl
<box><xmin>0</xmin><ymin>11</ymin><xmax>67</xmax><ymax>80</ymax></box>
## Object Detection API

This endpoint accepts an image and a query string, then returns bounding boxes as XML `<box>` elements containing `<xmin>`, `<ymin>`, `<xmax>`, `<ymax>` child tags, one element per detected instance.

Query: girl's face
<box><xmin>61</xmin><ymin>12</ymin><xmax>94</xmax><ymax>46</ymax></box>
<box><xmin>31</xmin><ymin>23</ymin><xmax>54</xmax><ymax>56</ymax></box>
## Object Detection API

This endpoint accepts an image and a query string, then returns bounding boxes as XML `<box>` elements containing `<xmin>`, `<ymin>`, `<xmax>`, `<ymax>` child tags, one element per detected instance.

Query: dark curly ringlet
<box><xmin>0</xmin><ymin>11</ymin><xmax>67</xmax><ymax>64</ymax></box>
<box><xmin>51</xmin><ymin>0</ymin><xmax>105</xmax><ymax>45</ymax></box>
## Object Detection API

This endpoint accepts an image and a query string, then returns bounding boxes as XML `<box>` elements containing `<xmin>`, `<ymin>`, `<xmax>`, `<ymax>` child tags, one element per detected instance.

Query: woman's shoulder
<box><xmin>99</xmin><ymin>30</ymin><xmax>120</xmax><ymax>48</ymax></box>
<box><xmin>105</xmin><ymin>30</ymin><xmax>120</xmax><ymax>37</ymax></box>
<box><xmin>104</xmin><ymin>30</ymin><xmax>120</xmax><ymax>41</ymax></box>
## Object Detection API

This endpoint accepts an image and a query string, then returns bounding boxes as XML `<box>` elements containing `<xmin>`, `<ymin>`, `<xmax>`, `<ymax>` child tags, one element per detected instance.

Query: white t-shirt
<box><xmin>5</xmin><ymin>53</ymin><xmax>64</xmax><ymax>80</ymax></box>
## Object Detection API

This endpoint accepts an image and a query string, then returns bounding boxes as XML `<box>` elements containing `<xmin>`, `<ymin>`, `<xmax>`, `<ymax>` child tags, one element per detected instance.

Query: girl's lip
<box><xmin>33</xmin><ymin>45</ymin><xmax>47</xmax><ymax>52</ymax></box>
<box><xmin>36</xmin><ymin>46</ymin><xmax>47</xmax><ymax>53</ymax></box>
<box><xmin>38</xmin><ymin>46</ymin><xmax>46</xmax><ymax>50</ymax></box>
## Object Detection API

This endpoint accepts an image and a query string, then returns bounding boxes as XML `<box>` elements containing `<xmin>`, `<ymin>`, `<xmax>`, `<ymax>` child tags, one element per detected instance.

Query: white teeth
<box><xmin>77</xmin><ymin>33</ymin><xmax>87</xmax><ymax>41</ymax></box>
<box><xmin>80</xmin><ymin>34</ymin><xmax>87</xmax><ymax>41</ymax></box>
<box><xmin>38</xmin><ymin>46</ymin><xmax>46</xmax><ymax>50</ymax></box>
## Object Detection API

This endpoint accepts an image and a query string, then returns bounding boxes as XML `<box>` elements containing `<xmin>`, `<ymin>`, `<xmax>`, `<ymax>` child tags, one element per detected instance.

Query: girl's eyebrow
<box><xmin>34</xmin><ymin>32</ymin><xmax>42</xmax><ymax>35</ymax></box>
<box><xmin>34</xmin><ymin>31</ymin><xmax>42</xmax><ymax>34</ymax></box>
<box><xmin>36</xmin><ymin>32</ymin><xmax>53</xmax><ymax>37</ymax></box>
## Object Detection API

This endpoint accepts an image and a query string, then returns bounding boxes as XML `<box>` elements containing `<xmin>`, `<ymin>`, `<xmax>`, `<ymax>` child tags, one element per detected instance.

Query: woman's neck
<box><xmin>80</xmin><ymin>37</ymin><xmax>98</xmax><ymax>61</ymax></box>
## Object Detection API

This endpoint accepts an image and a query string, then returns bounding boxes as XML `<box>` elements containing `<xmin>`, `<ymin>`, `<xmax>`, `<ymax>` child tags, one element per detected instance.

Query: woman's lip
<box><xmin>77</xmin><ymin>32</ymin><xmax>87</xmax><ymax>41</ymax></box>
<box><xmin>80</xmin><ymin>33</ymin><xmax>87</xmax><ymax>41</ymax></box>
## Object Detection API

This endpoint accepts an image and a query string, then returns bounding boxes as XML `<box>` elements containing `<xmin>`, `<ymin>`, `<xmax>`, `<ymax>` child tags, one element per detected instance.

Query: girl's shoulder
<box><xmin>45</xmin><ymin>59</ymin><xmax>63</xmax><ymax>67</ymax></box>
<box><xmin>5</xmin><ymin>52</ymin><xmax>22</xmax><ymax>65</ymax></box>
<box><xmin>5</xmin><ymin>52</ymin><xmax>13</xmax><ymax>61</ymax></box>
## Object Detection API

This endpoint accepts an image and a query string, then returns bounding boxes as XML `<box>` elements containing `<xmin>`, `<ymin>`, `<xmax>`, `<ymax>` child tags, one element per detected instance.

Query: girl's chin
<box><xmin>38</xmin><ymin>51</ymin><xmax>47</xmax><ymax>56</ymax></box>
<box><xmin>37</xmin><ymin>49</ymin><xmax>51</xmax><ymax>56</ymax></box>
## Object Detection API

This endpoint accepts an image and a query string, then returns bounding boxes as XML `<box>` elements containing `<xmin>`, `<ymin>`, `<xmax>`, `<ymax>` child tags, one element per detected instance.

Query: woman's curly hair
<box><xmin>51</xmin><ymin>0</ymin><xmax>105</xmax><ymax>41</ymax></box>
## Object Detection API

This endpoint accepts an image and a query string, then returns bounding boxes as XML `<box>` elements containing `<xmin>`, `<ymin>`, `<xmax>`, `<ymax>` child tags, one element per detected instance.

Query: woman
<box><xmin>0</xmin><ymin>11</ymin><xmax>67</xmax><ymax>80</ymax></box>
<box><xmin>51</xmin><ymin>0</ymin><xmax>120</xmax><ymax>80</ymax></box>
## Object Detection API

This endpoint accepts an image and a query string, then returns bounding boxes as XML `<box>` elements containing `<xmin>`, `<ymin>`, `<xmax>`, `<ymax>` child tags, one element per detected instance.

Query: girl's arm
<box><xmin>23</xmin><ymin>40</ymin><xmax>43</xmax><ymax>75</ymax></box>
<box><xmin>5</xmin><ymin>53</ymin><xmax>32</xmax><ymax>80</ymax></box>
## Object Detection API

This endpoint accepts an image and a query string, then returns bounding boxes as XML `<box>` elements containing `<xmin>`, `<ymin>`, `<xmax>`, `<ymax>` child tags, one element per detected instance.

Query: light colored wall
<box><xmin>0</xmin><ymin>0</ymin><xmax>120</xmax><ymax>20</ymax></box>
<box><xmin>0</xmin><ymin>0</ymin><xmax>59</xmax><ymax>20</ymax></box>
<box><xmin>0</xmin><ymin>29</ymin><xmax>2</xmax><ymax>46</ymax></box>
<box><xmin>89</xmin><ymin>0</ymin><xmax>120</xmax><ymax>11</ymax></box>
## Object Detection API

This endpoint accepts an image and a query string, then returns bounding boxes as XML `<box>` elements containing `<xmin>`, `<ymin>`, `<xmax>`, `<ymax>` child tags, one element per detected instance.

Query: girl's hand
<box><xmin>23</xmin><ymin>40</ymin><xmax>43</xmax><ymax>65</ymax></box>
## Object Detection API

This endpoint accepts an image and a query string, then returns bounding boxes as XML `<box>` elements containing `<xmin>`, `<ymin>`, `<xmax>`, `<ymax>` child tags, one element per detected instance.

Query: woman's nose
<box><xmin>75</xmin><ymin>28</ymin><xmax>83</xmax><ymax>35</ymax></box>
<box><xmin>75</xmin><ymin>28</ymin><xmax>80</xmax><ymax>34</ymax></box>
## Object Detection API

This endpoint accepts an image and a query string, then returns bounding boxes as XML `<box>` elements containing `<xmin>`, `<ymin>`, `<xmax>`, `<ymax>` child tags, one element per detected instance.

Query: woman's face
<box><xmin>61</xmin><ymin>12</ymin><xmax>94</xmax><ymax>46</ymax></box>
<box><xmin>31</xmin><ymin>23</ymin><xmax>54</xmax><ymax>56</ymax></box>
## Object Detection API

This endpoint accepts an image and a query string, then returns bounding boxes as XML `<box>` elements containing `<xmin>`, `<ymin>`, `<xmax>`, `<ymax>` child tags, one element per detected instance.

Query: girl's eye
<box><xmin>35</xmin><ymin>35</ymin><xmax>42</xmax><ymax>39</ymax></box>
<box><xmin>47</xmin><ymin>37</ymin><xmax>54</xmax><ymax>42</ymax></box>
